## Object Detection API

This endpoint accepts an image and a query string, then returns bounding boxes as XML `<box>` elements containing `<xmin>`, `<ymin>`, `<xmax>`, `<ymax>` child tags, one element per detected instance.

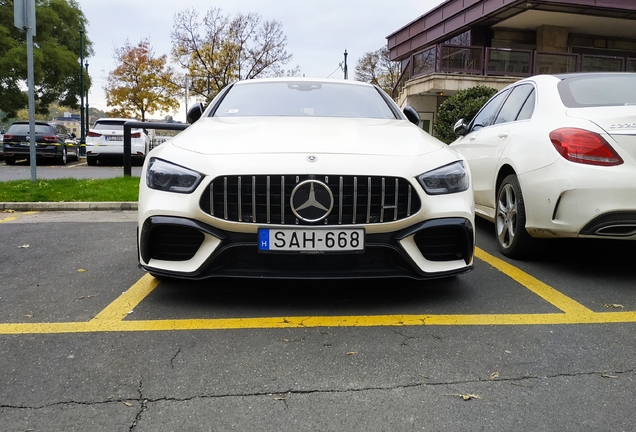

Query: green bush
<box><xmin>433</xmin><ymin>85</ymin><xmax>498</xmax><ymax>144</ymax></box>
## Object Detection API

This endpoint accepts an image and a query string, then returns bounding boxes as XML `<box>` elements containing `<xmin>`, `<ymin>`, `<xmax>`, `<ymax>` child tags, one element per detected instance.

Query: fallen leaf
<box><xmin>24</xmin><ymin>314</ymin><xmax>33</xmax><ymax>318</ymax></box>
<box><xmin>273</xmin><ymin>397</ymin><xmax>286</xmax><ymax>401</ymax></box>
<box><xmin>123</xmin><ymin>402</ymin><xmax>133</xmax><ymax>407</ymax></box>
<box><xmin>490</xmin><ymin>372</ymin><xmax>500</xmax><ymax>380</ymax></box>
<box><xmin>447</xmin><ymin>393</ymin><xmax>481</xmax><ymax>401</ymax></box>
<box><xmin>77</xmin><ymin>269</ymin><xmax>87</xmax><ymax>273</ymax></box>
<box><xmin>604</xmin><ymin>304</ymin><xmax>623</xmax><ymax>309</ymax></box>
<box><xmin>347</xmin><ymin>351</ymin><xmax>357</xmax><ymax>355</ymax></box>
<box><xmin>18</xmin><ymin>244</ymin><xmax>30</xmax><ymax>249</ymax></box>
<box><xmin>601</xmin><ymin>374</ymin><xmax>618</xmax><ymax>379</ymax></box>
<box><xmin>418</xmin><ymin>374</ymin><xmax>429</xmax><ymax>379</ymax></box>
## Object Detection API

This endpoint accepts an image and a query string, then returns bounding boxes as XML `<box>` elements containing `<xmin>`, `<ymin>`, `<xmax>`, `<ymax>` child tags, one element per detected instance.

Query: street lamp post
<box><xmin>79</xmin><ymin>29</ymin><xmax>85</xmax><ymax>151</ymax></box>
<box><xmin>85</xmin><ymin>60</ymin><xmax>89</xmax><ymax>139</ymax></box>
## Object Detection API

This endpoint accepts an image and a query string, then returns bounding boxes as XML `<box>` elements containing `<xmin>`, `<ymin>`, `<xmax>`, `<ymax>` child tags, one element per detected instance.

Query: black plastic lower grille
<box><xmin>200</xmin><ymin>175</ymin><xmax>421</xmax><ymax>226</ymax></box>
<box><xmin>147</xmin><ymin>225</ymin><xmax>204</xmax><ymax>261</ymax></box>
<box><xmin>413</xmin><ymin>225</ymin><xmax>471</xmax><ymax>262</ymax></box>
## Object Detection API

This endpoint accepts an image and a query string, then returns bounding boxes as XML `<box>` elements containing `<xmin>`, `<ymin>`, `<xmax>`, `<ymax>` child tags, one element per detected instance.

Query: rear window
<box><xmin>212</xmin><ymin>81</ymin><xmax>397</xmax><ymax>119</ymax></box>
<box><xmin>558</xmin><ymin>74</ymin><xmax>636</xmax><ymax>107</ymax></box>
<box><xmin>93</xmin><ymin>121</ymin><xmax>126</xmax><ymax>131</ymax></box>
<box><xmin>7</xmin><ymin>124</ymin><xmax>52</xmax><ymax>134</ymax></box>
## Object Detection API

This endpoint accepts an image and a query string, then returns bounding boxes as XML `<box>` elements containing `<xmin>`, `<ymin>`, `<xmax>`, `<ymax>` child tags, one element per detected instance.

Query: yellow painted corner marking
<box><xmin>475</xmin><ymin>247</ymin><xmax>594</xmax><ymax>315</ymax></box>
<box><xmin>1</xmin><ymin>211</ymin><xmax>38</xmax><ymax>223</ymax></box>
<box><xmin>90</xmin><ymin>273</ymin><xmax>159</xmax><ymax>322</ymax></box>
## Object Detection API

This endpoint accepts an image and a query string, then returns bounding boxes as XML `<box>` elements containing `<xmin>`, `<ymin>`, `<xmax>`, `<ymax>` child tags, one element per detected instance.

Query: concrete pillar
<box><xmin>536</xmin><ymin>25</ymin><xmax>569</xmax><ymax>53</ymax></box>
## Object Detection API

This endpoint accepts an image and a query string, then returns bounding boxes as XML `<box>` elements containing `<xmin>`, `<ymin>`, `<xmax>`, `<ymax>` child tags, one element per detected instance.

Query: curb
<box><xmin>0</xmin><ymin>202</ymin><xmax>138</xmax><ymax>211</ymax></box>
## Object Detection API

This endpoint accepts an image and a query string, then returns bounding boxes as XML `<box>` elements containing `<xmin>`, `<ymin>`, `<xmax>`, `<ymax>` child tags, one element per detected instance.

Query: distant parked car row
<box><xmin>1</xmin><ymin>117</ymin><xmax>152</xmax><ymax>166</ymax></box>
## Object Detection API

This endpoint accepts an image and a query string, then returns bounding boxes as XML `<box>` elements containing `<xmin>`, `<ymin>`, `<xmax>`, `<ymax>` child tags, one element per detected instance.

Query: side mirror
<box><xmin>403</xmin><ymin>106</ymin><xmax>420</xmax><ymax>126</ymax></box>
<box><xmin>453</xmin><ymin>119</ymin><xmax>469</xmax><ymax>137</ymax></box>
<box><xmin>186</xmin><ymin>103</ymin><xmax>205</xmax><ymax>124</ymax></box>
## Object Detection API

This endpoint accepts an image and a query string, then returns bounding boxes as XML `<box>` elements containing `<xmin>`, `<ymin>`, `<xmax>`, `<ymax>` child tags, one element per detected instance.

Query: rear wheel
<box><xmin>495</xmin><ymin>174</ymin><xmax>534</xmax><ymax>258</ymax></box>
<box><xmin>57</xmin><ymin>148</ymin><xmax>67</xmax><ymax>165</ymax></box>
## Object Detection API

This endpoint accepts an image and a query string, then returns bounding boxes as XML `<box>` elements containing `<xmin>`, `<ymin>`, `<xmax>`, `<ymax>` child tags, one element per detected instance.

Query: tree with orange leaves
<box><xmin>104</xmin><ymin>38</ymin><xmax>181</xmax><ymax>121</ymax></box>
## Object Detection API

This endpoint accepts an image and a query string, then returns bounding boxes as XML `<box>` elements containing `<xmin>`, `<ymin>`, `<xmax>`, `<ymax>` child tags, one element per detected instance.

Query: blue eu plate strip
<box><xmin>258</xmin><ymin>229</ymin><xmax>270</xmax><ymax>250</ymax></box>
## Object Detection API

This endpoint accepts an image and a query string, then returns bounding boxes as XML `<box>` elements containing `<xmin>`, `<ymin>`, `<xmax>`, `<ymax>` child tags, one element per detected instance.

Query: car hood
<box><xmin>171</xmin><ymin>117</ymin><xmax>445</xmax><ymax>157</ymax></box>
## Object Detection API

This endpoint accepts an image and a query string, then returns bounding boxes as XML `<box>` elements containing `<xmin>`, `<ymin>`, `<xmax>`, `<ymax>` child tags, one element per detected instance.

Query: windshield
<box><xmin>213</xmin><ymin>81</ymin><xmax>397</xmax><ymax>119</ymax></box>
<box><xmin>558</xmin><ymin>74</ymin><xmax>636</xmax><ymax>107</ymax></box>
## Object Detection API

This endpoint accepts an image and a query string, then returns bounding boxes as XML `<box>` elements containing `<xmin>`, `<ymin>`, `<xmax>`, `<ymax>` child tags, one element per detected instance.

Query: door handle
<box><xmin>498</xmin><ymin>132</ymin><xmax>509</xmax><ymax>139</ymax></box>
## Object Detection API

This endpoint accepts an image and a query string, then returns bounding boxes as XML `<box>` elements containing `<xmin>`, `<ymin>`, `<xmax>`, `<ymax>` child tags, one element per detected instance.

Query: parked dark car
<box><xmin>2</xmin><ymin>121</ymin><xmax>78</xmax><ymax>165</ymax></box>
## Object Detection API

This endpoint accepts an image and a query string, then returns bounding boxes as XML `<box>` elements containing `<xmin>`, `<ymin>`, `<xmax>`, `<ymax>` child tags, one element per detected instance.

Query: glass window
<box><xmin>516</xmin><ymin>89</ymin><xmax>535</xmax><ymax>121</ymax></box>
<box><xmin>213</xmin><ymin>81</ymin><xmax>397</xmax><ymax>119</ymax></box>
<box><xmin>7</xmin><ymin>124</ymin><xmax>51</xmax><ymax>134</ymax></box>
<box><xmin>558</xmin><ymin>74</ymin><xmax>636</xmax><ymax>107</ymax></box>
<box><xmin>93</xmin><ymin>121</ymin><xmax>126</xmax><ymax>130</ymax></box>
<box><xmin>470</xmin><ymin>89</ymin><xmax>510</xmax><ymax>131</ymax></box>
<box><xmin>495</xmin><ymin>84</ymin><xmax>535</xmax><ymax>124</ymax></box>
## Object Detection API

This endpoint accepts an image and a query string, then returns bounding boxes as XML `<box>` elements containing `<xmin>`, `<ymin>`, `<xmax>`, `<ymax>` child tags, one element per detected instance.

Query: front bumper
<box><xmin>138</xmin><ymin>216</ymin><xmax>474</xmax><ymax>280</ymax></box>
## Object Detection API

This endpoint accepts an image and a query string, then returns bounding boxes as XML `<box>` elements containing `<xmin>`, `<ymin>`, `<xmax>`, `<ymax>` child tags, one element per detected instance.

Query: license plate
<box><xmin>105</xmin><ymin>136</ymin><xmax>123</xmax><ymax>141</ymax></box>
<box><xmin>258</xmin><ymin>228</ymin><xmax>364</xmax><ymax>253</ymax></box>
<box><xmin>20</xmin><ymin>141</ymin><xmax>30</xmax><ymax>146</ymax></box>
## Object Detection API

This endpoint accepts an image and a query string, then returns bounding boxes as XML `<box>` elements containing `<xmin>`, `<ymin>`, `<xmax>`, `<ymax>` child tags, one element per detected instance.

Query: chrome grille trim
<box><xmin>201</xmin><ymin>175</ymin><xmax>421</xmax><ymax>226</ymax></box>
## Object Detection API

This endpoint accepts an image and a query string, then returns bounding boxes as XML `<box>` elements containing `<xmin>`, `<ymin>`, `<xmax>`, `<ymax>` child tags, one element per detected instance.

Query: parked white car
<box><xmin>138</xmin><ymin>78</ymin><xmax>475</xmax><ymax>280</ymax></box>
<box><xmin>451</xmin><ymin>73</ymin><xmax>636</xmax><ymax>258</ymax></box>
<box><xmin>85</xmin><ymin>118</ymin><xmax>149</xmax><ymax>166</ymax></box>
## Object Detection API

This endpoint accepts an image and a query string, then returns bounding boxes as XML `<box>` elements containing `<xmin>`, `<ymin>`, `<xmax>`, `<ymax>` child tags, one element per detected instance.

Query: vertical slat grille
<box><xmin>200</xmin><ymin>175</ymin><xmax>421</xmax><ymax>226</ymax></box>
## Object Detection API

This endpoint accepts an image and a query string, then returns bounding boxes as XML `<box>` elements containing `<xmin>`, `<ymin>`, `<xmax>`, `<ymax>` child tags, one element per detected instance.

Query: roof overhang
<box><xmin>388</xmin><ymin>0</ymin><xmax>636</xmax><ymax>62</ymax></box>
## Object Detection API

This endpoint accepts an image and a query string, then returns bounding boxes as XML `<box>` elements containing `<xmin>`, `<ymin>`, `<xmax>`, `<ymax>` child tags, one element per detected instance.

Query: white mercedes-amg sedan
<box><xmin>451</xmin><ymin>73</ymin><xmax>636</xmax><ymax>259</ymax></box>
<box><xmin>138</xmin><ymin>78</ymin><xmax>475</xmax><ymax>280</ymax></box>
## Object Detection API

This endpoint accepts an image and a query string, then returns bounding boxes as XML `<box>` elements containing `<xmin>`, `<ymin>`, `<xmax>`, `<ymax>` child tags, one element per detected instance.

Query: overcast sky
<box><xmin>77</xmin><ymin>0</ymin><xmax>445</xmax><ymax>120</ymax></box>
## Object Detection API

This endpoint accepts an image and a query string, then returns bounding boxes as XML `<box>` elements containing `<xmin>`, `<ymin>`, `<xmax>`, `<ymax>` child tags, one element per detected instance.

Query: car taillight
<box><xmin>131</xmin><ymin>132</ymin><xmax>141</xmax><ymax>138</ymax></box>
<box><xmin>41</xmin><ymin>135</ymin><xmax>58</xmax><ymax>142</ymax></box>
<box><xmin>549</xmin><ymin>128</ymin><xmax>623</xmax><ymax>166</ymax></box>
<box><xmin>87</xmin><ymin>131</ymin><xmax>101</xmax><ymax>137</ymax></box>
<box><xmin>3</xmin><ymin>134</ymin><xmax>13</xmax><ymax>140</ymax></box>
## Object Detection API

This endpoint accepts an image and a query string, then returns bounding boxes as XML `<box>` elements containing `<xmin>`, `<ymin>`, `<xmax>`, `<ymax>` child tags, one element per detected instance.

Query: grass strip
<box><xmin>0</xmin><ymin>177</ymin><xmax>140</xmax><ymax>202</ymax></box>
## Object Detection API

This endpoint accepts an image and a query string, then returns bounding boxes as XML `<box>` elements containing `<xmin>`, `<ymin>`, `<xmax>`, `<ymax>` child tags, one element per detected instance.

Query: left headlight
<box><xmin>418</xmin><ymin>161</ymin><xmax>469</xmax><ymax>195</ymax></box>
<box><xmin>146</xmin><ymin>158</ymin><xmax>203</xmax><ymax>194</ymax></box>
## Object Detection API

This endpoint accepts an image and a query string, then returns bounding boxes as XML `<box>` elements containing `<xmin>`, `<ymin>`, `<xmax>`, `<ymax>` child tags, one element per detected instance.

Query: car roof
<box><xmin>231</xmin><ymin>77</ymin><xmax>374</xmax><ymax>88</ymax></box>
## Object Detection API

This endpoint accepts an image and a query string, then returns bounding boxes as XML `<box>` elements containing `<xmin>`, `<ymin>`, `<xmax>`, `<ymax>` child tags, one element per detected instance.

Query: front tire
<box><xmin>5</xmin><ymin>157</ymin><xmax>15</xmax><ymax>165</ymax></box>
<box><xmin>496</xmin><ymin>174</ymin><xmax>534</xmax><ymax>258</ymax></box>
<box><xmin>87</xmin><ymin>156</ymin><xmax>97</xmax><ymax>166</ymax></box>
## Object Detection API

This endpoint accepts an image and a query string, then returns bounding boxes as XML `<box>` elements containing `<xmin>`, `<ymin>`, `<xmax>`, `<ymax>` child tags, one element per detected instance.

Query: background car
<box><xmin>138</xmin><ymin>78</ymin><xmax>475</xmax><ymax>280</ymax></box>
<box><xmin>2</xmin><ymin>121</ymin><xmax>77</xmax><ymax>165</ymax></box>
<box><xmin>451</xmin><ymin>72</ymin><xmax>636</xmax><ymax>258</ymax></box>
<box><xmin>85</xmin><ymin>118</ymin><xmax>149</xmax><ymax>166</ymax></box>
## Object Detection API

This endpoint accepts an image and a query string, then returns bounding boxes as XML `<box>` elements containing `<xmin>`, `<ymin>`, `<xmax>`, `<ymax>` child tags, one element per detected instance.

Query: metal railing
<box><xmin>123</xmin><ymin>121</ymin><xmax>189</xmax><ymax>176</ymax></box>
<box><xmin>392</xmin><ymin>42</ymin><xmax>636</xmax><ymax>98</ymax></box>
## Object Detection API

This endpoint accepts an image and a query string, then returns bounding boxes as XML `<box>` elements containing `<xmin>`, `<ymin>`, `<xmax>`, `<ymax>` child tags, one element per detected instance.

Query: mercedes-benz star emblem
<box><xmin>307</xmin><ymin>155</ymin><xmax>317</xmax><ymax>163</ymax></box>
<box><xmin>290</xmin><ymin>180</ymin><xmax>334</xmax><ymax>222</ymax></box>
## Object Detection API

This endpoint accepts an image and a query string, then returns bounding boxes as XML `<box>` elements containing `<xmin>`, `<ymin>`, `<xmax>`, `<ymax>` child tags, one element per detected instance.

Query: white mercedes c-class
<box><xmin>451</xmin><ymin>73</ymin><xmax>636</xmax><ymax>258</ymax></box>
<box><xmin>138</xmin><ymin>78</ymin><xmax>475</xmax><ymax>280</ymax></box>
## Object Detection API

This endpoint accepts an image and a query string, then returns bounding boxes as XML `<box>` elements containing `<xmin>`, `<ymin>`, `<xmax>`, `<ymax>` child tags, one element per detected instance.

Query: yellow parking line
<box><xmin>90</xmin><ymin>273</ymin><xmax>159</xmax><ymax>322</ymax></box>
<box><xmin>474</xmin><ymin>248</ymin><xmax>594</xmax><ymax>315</ymax></box>
<box><xmin>1</xmin><ymin>311</ymin><xmax>636</xmax><ymax>335</ymax></box>
<box><xmin>0</xmin><ymin>211</ymin><xmax>38</xmax><ymax>223</ymax></box>
<box><xmin>0</xmin><ymin>248</ymin><xmax>633</xmax><ymax>335</ymax></box>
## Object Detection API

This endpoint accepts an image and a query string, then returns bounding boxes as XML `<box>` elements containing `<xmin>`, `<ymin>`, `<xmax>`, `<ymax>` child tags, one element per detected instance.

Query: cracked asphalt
<box><xmin>1</xmin><ymin>210</ymin><xmax>635</xmax><ymax>431</ymax></box>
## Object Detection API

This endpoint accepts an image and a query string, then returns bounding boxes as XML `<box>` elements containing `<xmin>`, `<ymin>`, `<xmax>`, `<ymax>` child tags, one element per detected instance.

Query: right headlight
<box><xmin>146</xmin><ymin>158</ymin><xmax>203</xmax><ymax>194</ymax></box>
<box><xmin>418</xmin><ymin>161</ymin><xmax>469</xmax><ymax>195</ymax></box>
